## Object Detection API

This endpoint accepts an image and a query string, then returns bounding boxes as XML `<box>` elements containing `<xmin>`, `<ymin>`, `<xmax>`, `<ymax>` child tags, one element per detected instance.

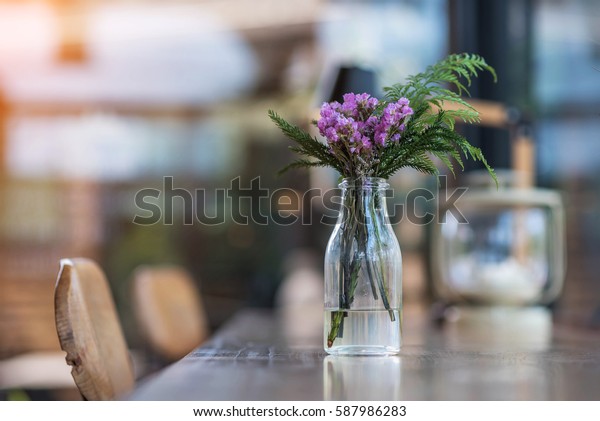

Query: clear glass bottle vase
<box><xmin>324</xmin><ymin>177</ymin><xmax>402</xmax><ymax>355</ymax></box>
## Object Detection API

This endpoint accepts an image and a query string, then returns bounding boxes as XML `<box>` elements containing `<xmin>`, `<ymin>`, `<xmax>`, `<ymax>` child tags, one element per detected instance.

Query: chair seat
<box><xmin>0</xmin><ymin>351</ymin><xmax>75</xmax><ymax>390</ymax></box>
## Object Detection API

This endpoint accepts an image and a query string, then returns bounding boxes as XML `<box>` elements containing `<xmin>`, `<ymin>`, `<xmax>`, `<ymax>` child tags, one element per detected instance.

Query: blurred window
<box><xmin>533</xmin><ymin>0</ymin><xmax>600</xmax><ymax>182</ymax></box>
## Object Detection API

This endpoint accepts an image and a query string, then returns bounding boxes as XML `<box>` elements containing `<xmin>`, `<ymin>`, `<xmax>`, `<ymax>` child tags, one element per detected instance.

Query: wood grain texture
<box><xmin>54</xmin><ymin>258</ymin><xmax>134</xmax><ymax>400</ymax></box>
<box><xmin>132</xmin><ymin>265</ymin><xmax>209</xmax><ymax>361</ymax></box>
<box><xmin>128</xmin><ymin>307</ymin><xmax>600</xmax><ymax>401</ymax></box>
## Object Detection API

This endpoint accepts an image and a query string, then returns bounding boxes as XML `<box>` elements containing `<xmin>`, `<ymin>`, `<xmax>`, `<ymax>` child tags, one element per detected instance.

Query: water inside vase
<box><xmin>324</xmin><ymin>309</ymin><xmax>402</xmax><ymax>356</ymax></box>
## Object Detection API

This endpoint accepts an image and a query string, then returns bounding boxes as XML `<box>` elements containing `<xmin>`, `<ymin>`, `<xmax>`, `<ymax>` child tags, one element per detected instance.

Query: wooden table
<box><xmin>128</xmin><ymin>306</ymin><xmax>600</xmax><ymax>400</ymax></box>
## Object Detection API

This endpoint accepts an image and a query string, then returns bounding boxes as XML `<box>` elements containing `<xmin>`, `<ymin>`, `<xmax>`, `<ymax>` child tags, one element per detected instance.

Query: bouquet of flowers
<box><xmin>269</xmin><ymin>53</ymin><xmax>497</xmax><ymax>180</ymax></box>
<box><xmin>269</xmin><ymin>53</ymin><xmax>497</xmax><ymax>349</ymax></box>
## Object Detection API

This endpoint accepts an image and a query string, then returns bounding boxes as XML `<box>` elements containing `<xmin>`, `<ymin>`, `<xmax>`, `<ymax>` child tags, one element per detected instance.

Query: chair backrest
<box><xmin>54</xmin><ymin>258</ymin><xmax>134</xmax><ymax>400</ymax></box>
<box><xmin>132</xmin><ymin>265</ymin><xmax>209</xmax><ymax>361</ymax></box>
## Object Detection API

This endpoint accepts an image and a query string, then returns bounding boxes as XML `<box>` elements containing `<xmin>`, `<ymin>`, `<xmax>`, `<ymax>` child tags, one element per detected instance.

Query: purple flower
<box><xmin>340</xmin><ymin>93</ymin><xmax>379</xmax><ymax>120</ymax></box>
<box><xmin>324</xmin><ymin>127</ymin><xmax>339</xmax><ymax>142</ymax></box>
<box><xmin>373</xmin><ymin>98</ymin><xmax>412</xmax><ymax>146</ymax></box>
<box><xmin>316</xmin><ymin>93</ymin><xmax>411</xmax><ymax>158</ymax></box>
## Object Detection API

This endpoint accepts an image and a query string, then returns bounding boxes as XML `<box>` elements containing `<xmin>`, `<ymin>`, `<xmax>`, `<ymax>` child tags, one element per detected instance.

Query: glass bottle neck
<box><xmin>339</xmin><ymin>177</ymin><xmax>389</xmax><ymax>190</ymax></box>
<box><xmin>338</xmin><ymin>178</ymin><xmax>390</xmax><ymax>223</ymax></box>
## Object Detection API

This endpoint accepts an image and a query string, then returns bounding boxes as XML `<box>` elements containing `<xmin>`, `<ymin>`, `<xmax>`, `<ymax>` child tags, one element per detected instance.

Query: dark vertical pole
<box><xmin>449</xmin><ymin>0</ymin><xmax>480</xmax><ymax>62</ymax></box>
<box><xmin>448</xmin><ymin>0</ymin><xmax>534</xmax><ymax>171</ymax></box>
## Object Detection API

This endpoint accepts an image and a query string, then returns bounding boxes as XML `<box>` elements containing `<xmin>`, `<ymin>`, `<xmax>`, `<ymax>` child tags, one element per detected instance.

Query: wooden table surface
<box><xmin>128</xmin><ymin>306</ymin><xmax>600</xmax><ymax>400</ymax></box>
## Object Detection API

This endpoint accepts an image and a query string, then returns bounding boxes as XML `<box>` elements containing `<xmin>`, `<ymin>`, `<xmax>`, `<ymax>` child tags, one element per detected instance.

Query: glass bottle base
<box><xmin>325</xmin><ymin>345</ymin><xmax>400</xmax><ymax>356</ymax></box>
<box><xmin>324</xmin><ymin>309</ymin><xmax>402</xmax><ymax>356</ymax></box>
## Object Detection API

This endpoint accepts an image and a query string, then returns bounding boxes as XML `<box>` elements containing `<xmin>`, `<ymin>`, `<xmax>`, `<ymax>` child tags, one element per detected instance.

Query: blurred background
<box><xmin>0</xmin><ymin>0</ymin><xmax>599</xmax><ymax>399</ymax></box>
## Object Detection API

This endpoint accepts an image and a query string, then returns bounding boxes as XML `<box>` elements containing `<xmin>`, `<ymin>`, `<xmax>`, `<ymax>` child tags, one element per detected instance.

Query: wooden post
<box><xmin>512</xmin><ymin>131</ymin><xmax>535</xmax><ymax>189</ymax></box>
<box><xmin>511</xmin><ymin>129</ymin><xmax>535</xmax><ymax>265</ymax></box>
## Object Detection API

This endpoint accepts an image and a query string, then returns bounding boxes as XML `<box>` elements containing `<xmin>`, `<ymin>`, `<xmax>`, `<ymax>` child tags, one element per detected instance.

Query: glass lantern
<box><xmin>431</xmin><ymin>175</ymin><xmax>565</xmax><ymax>308</ymax></box>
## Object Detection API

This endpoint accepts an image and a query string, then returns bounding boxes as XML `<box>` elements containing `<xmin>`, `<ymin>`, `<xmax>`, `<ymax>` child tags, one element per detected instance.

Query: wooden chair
<box><xmin>131</xmin><ymin>265</ymin><xmax>209</xmax><ymax>362</ymax></box>
<box><xmin>54</xmin><ymin>258</ymin><xmax>134</xmax><ymax>400</ymax></box>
